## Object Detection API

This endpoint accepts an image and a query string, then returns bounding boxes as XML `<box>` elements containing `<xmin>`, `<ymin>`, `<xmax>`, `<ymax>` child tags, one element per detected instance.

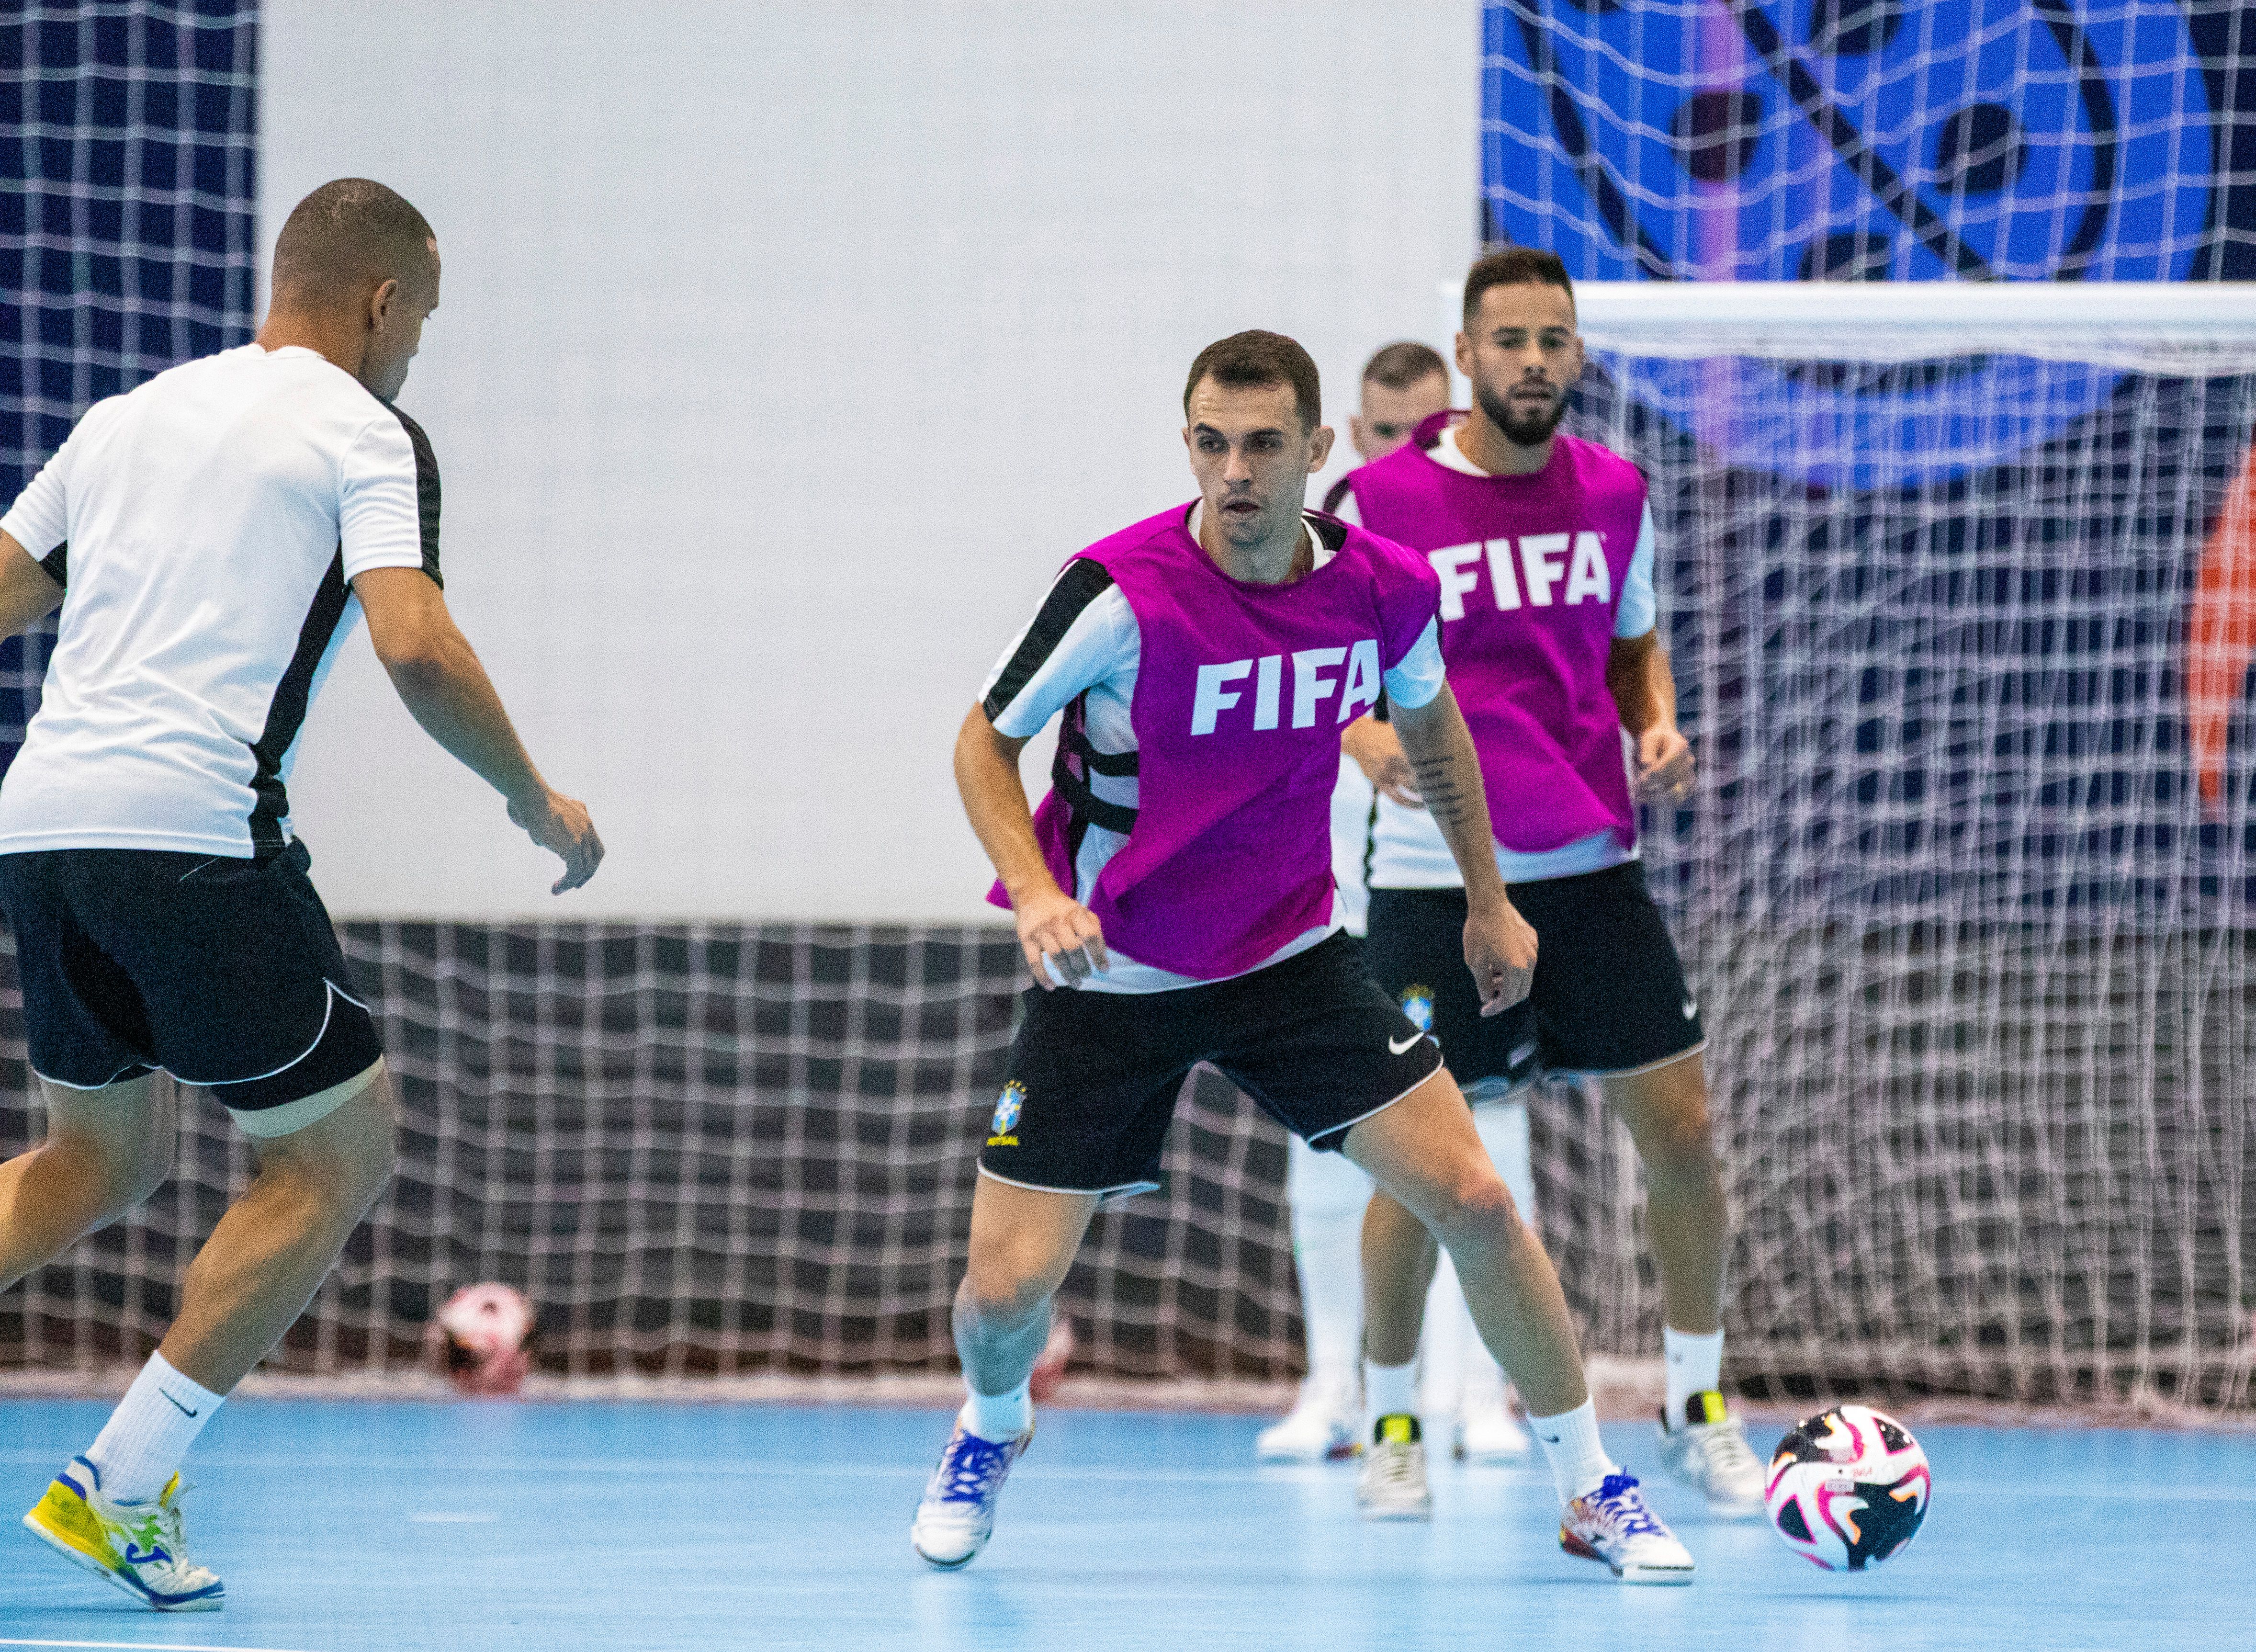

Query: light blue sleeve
<box><xmin>1613</xmin><ymin>500</ymin><xmax>1658</xmax><ymax>640</ymax></box>
<box><xmin>1381</xmin><ymin>618</ymin><xmax>1445</xmax><ymax>710</ymax></box>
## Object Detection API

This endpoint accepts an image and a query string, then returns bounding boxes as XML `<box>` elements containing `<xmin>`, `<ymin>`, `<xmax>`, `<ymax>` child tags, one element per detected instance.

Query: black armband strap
<box><xmin>1051</xmin><ymin>746</ymin><xmax>1137</xmax><ymax>836</ymax></box>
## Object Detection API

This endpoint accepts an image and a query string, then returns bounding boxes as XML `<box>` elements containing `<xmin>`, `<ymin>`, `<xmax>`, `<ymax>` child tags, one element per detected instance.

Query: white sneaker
<box><xmin>1354</xmin><ymin>1414</ymin><xmax>1433</xmax><ymax>1520</ymax></box>
<box><xmin>910</xmin><ymin>1421</ymin><xmax>1032</xmax><ymax>1570</ymax></box>
<box><xmin>1560</xmin><ymin>1472</ymin><xmax>1695</xmax><ymax>1584</ymax></box>
<box><xmin>1655</xmin><ymin>1393</ymin><xmax>1767</xmax><ymax>1518</ymax></box>
<box><xmin>1455</xmin><ymin>1397</ymin><xmax>1530</xmax><ymax>1462</ymax></box>
<box><xmin>1256</xmin><ymin>1381</ymin><xmax>1358</xmax><ymax>1462</ymax></box>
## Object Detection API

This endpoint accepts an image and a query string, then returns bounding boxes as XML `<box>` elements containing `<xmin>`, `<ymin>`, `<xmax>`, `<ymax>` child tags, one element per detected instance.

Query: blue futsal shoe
<box><xmin>911</xmin><ymin>1419</ymin><xmax>1032</xmax><ymax>1569</ymax></box>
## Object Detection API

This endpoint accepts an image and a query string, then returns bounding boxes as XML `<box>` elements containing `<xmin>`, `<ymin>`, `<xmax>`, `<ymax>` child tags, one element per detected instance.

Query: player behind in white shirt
<box><xmin>1260</xmin><ymin>342</ymin><xmax>1533</xmax><ymax>1469</ymax></box>
<box><xmin>0</xmin><ymin>179</ymin><xmax>602</xmax><ymax>1612</ymax></box>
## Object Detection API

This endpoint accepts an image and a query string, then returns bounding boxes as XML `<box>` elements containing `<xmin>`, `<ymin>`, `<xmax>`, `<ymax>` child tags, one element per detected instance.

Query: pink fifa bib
<box><xmin>990</xmin><ymin>505</ymin><xmax>1439</xmax><ymax>981</ymax></box>
<box><xmin>1346</xmin><ymin>424</ymin><xmax>1646</xmax><ymax>856</ymax></box>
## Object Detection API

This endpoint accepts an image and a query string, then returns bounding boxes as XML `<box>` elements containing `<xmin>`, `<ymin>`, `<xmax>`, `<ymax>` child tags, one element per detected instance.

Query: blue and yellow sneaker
<box><xmin>910</xmin><ymin>1420</ymin><xmax>1031</xmax><ymax>1569</ymax></box>
<box><xmin>1560</xmin><ymin>1471</ymin><xmax>1695</xmax><ymax>1584</ymax></box>
<box><xmin>22</xmin><ymin>1456</ymin><xmax>224</xmax><ymax>1611</ymax></box>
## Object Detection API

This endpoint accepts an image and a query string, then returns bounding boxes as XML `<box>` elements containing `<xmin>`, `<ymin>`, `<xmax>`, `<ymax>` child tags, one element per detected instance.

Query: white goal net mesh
<box><xmin>1560</xmin><ymin>294</ymin><xmax>2256</xmax><ymax>1411</ymax></box>
<box><xmin>7</xmin><ymin>302</ymin><xmax>2252</xmax><ymax>1412</ymax></box>
<box><xmin>3</xmin><ymin>2</ymin><xmax>2253</xmax><ymax>1414</ymax></box>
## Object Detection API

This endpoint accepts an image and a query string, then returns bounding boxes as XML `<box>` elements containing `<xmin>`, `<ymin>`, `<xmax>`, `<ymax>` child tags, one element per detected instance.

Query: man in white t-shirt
<box><xmin>0</xmin><ymin>179</ymin><xmax>601</xmax><ymax>1612</ymax></box>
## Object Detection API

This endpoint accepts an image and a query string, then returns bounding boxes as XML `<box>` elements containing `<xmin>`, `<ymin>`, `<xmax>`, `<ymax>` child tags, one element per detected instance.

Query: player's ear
<box><xmin>1307</xmin><ymin>423</ymin><xmax>1335</xmax><ymax>474</ymax></box>
<box><xmin>368</xmin><ymin>276</ymin><xmax>400</xmax><ymax>331</ymax></box>
<box><xmin>1455</xmin><ymin>329</ymin><xmax>1473</xmax><ymax>378</ymax></box>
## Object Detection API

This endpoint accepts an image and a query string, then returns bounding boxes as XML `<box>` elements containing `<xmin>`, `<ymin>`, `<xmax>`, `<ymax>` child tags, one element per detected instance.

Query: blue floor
<box><xmin>0</xmin><ymin>1399</ymin><xmax>2242</xmax><ymax>1651</ymax></box>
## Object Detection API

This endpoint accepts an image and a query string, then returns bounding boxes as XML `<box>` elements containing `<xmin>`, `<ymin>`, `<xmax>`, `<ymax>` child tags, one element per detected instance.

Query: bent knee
<box><xmin>960</xmin><ymin>1252</ymin><xmax>1058</xmax><ymax>1328</ymax></box>
<box><xmin>1417</xmin><ymin>1161</ymin><xmax>1523</xmax><ymax>1240</ymax></box>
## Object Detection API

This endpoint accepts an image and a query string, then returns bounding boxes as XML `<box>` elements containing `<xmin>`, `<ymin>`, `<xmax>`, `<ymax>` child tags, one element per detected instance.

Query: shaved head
<box><xmin>271</xmin><ymin>178</ymin><xmax>436</xmax><ymax>309</ymax></box>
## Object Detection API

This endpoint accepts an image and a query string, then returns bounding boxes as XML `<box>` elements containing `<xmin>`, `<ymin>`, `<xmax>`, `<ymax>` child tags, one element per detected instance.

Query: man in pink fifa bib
<box><xmin>915</xmin><ymin>332</ymin><xmax>1694</xmax><ymax>1584</ymax></box>
<box><xmin>1333</xmin><ymin>249</ymin><xmax>1764</xmax><ymax>1520</ymax></box>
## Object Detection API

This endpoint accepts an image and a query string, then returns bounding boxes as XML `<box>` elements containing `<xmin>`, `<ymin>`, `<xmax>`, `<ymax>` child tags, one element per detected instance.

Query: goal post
<box><xmin>1444</xmin><ymin>279</ymin><xmax>2256</xmax><ymax>369</ymax></box>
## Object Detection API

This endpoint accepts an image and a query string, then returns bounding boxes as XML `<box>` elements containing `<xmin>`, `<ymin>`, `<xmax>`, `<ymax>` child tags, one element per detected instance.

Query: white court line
<box><xmin>0</xmin><ymin>1641</ymin><xmax>317</xmax><ymax>1652</ymax></box>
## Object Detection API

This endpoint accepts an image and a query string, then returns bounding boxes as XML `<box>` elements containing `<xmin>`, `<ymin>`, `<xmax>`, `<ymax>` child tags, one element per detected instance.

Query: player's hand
<box><xmin>508</xmin><ymin>786</ymin><xmax>604</xmax><ymax>893</ymax></box>
<box><xmin>1631</xmin><ymin>723</ymin><xmax>1695</xmax><ymax>806</ymax></box>
<box><xmin>1464</xmin><ymin>894</ymin><xmax>1537</xmax><ymax>1016</ymax></box>
<box><xmin>1342</xmin><ymin>716</ymin><xmax>1422</xmax><ymax>807</ymax></box>
<box><xmin>1013</xmin><ymin>882</ymin><xmax>1110</xmax><ymax>990</ymax></box>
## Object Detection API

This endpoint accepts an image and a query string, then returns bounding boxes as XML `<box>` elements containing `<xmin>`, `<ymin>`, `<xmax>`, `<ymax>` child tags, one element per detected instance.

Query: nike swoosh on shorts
<box><xmin>1388</xmin><ymin>1032</ymin><xmax>1422</xmax><ymax>1055</ymax></box>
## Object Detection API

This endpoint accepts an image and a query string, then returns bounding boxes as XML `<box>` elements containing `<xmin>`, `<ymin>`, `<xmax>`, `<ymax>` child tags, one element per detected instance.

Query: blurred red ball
<box><xmin>427</xmin><ymin>1283</ymin><xmax>535</xmax><ymax>1396</ymax></box>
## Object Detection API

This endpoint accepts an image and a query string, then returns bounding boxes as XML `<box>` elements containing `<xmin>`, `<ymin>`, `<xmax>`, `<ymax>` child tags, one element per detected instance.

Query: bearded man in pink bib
<box><xmin>1332</xmin><ymin>249</ymin><xmax>1763</xmax><ymax>1523</ymax></box>
<box><xmin>912</xmin><ymin>330</ymin><xmax>1694</xmax><ymax>1587</ymax></box>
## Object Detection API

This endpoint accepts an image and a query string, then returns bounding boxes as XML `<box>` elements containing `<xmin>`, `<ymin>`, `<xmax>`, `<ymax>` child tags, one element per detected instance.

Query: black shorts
<box><xmin>980</xmin><ymin>931</ymin><xmax>1442</xmax><ymax>1198</ymax></box>
<box><xmin>1364</xmin><ymin>860</ymin><xmax>1703</xmax><ymax>1092</ymax></box>
<box><xmin>0</xmin><ymin>841</ymin><xmax>384</xmax><ymax>1117</ymax></box>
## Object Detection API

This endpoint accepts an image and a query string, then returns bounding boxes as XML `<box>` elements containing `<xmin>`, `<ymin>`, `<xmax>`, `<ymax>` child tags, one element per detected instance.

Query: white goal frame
<box><xmin>1441</xmin><ymin>280</ymin><xmax>2256</xmax><ymax>372</ymax></box>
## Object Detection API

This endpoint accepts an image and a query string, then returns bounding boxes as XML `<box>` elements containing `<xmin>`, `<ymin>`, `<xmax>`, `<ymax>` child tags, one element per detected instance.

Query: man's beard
<box><xmin>1476</xmin><ymin>380</ymin><xmax>1569</xmax><ymax>447</ymax></box>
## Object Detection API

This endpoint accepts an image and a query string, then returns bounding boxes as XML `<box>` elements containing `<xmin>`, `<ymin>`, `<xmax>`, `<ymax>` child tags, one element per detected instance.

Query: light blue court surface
<box><xmin>0</xmin><ymin>1401</ymin><xmax>2244</xmax><ymax>1652</ymax></box>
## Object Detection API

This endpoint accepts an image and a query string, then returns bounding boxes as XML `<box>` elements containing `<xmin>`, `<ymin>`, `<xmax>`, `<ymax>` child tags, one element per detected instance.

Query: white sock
<box><xmin>1663</xmin><ymin>1325</ymin><xmax>1725</xmax><ymax>1424</ymax></box>
<box><xmin>960</xmin><ymin>1378</ymin><xmax>1032</xmax><ymax>1443</ymax></box>
<box><xmin>1528</xmin><ymin>1397</ymin><xmax>1616</xmax><ymax>1505</ymax></box>
<box><xmin>1364</xmin><ymin>1357</ymin><xmax>1418</xmax><ymax>1427</ymax></box>
<box><xmin>1285</xmin><ymin>1137</ymin><xmax>1370</xmax><ymax>1400</ymax></box>
<box><xmin>85</xmin><ymin>1352</ymin><xmax>224</xmax><ymax>1504</ymax></box>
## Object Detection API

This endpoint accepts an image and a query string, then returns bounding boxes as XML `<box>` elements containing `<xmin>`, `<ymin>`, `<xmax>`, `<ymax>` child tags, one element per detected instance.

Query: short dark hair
<box><xmin>1462</xmin><ymin>246</ymin><xmax>1575</xmax><ymax>324</ymax></box>
<box><xmin>1184</xmin><ymin>330</ymin><xmax>1321</xmax><ymax>431</ymax></box>
<box><xmin>1362</xmin><ymin>340</ymin><xmax>1448</xmax><ymax>391</ymax></box>
<box><xmin>271</xmin><ymin>178</ymin><xmax>436</xmax><ymax>306</ymax></box>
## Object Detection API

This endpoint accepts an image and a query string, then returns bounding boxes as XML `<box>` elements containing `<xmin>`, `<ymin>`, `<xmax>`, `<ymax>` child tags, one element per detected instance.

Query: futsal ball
<box><xmin>428</xmin><ymin>1282</ymin><xmax>535</xmax><ymax>1397</ymax></box>
<box><xmin>1764</xmin><ymin>1405</ymin><xmax>1931</xmax><ymax>1572</ymax></box>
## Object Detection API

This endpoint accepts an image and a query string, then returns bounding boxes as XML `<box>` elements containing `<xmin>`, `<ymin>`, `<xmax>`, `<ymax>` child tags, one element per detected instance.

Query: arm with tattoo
<box><xmin>1388</xmin><ymin>683</ymin><xmax>1507</xmax><ymax>907</ymax></box>
<box><xmin>1388</xmin><ymin>684</ymin><xmax>1539</xmax><ymax>1013</ymax></box>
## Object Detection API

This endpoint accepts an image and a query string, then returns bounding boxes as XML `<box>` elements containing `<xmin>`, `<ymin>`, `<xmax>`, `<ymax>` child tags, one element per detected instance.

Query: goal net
<box><xmin>3</xmin><ymin>2</ymin><xmax>2252</xmax><ymax>1415</ymax></box>
<box><xmin>1551</xmin><ymin>280</ymin><xmax>2256</xmax><ymax>1411</ymax></box>
<box><xmin>7</xmin><ymin>283</ymin><xmax>2251</xmax><ymax>1414</ymax></box>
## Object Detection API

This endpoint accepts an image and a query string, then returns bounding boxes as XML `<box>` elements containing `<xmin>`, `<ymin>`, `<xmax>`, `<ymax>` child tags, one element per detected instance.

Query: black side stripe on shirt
<box><xmin>981</xmin><ymin>557</ymin><xmax>1114</xmax><ymax>724</ymax></box>
<box><xmin>37</xmin><ymin>543</ymin><xmax>67</xmax><ymax>588</ymax></box>
<box><xmin>1320</xmin><ymin>475</ymin><xmax>1354</xmax><ymax>515</ymax></box>
<box><xmin>245</xmin><ymin>550</ymin><xmax>353</xmax><ymax>857</ymax></box>
<box><xmin>1051</xmin><ymin>749</ymin><xmax>1137</xmax><ymax>836</ymax></box>
<box><xmin>386</xmin><ymin>403</ymin><xmax>444</xmax><ymax>588</ymax></box>
<box><xmin>1062</xmin><ymin>722</ymin><xmax>1137</xmax><ymax>778</ymax></box>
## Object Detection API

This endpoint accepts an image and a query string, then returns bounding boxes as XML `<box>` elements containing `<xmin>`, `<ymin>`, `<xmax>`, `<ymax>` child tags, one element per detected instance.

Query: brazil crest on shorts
<box><xmin>1398</xmin><ymin>985</ymin><xmax>1434</xmax><ymax>1035</ymax></box>
<box><xmin>989</xmin><ymin>1080</ymin><xmax>1026</xmax><ymax>1145</ymax></box>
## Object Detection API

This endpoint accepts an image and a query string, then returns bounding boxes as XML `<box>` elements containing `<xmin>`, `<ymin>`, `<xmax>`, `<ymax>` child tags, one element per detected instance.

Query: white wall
<box><xmin>267</xmin><ymin>1</ymin><xmax>1478</xmax><ymax>919</ymax></box>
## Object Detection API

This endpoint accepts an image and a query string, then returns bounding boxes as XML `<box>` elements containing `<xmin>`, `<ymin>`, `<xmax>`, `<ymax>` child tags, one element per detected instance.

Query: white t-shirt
<box><xmin>1335</xmin><ymin>425</ymin><xmax>1659</xmax><ymax>889</ymax></box>
<box><xmin>981</xmin><ymin>507</ymin><xmax>1444</xmax><ymax>991</ymax></box>
<box><xmin>0</xmin><ymin>343</ymin><xmax>439</xmax><ymax>858</ymax></box>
